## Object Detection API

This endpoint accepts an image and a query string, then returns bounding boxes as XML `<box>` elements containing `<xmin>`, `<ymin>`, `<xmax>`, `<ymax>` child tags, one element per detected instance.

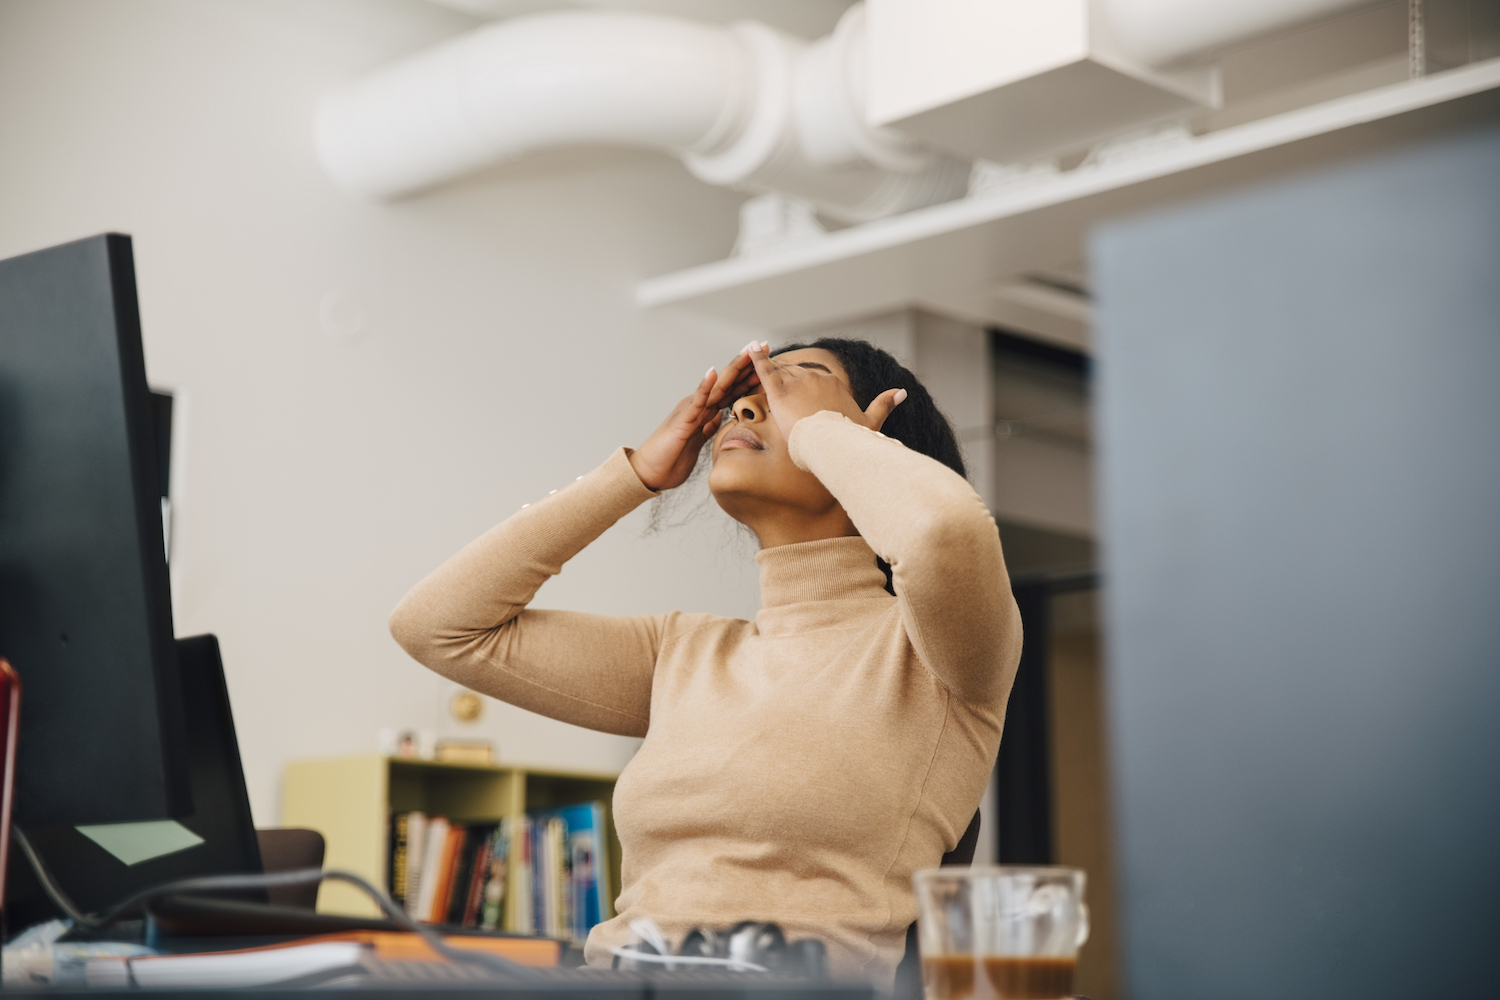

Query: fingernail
<box><xmin>706</xmin><ymin>367</ymin><xmax>716</xmax><ymax>380</ymax></box>
<box><xmin>760</xmin><ymin>340</ymin><xmax>770</xmax><ymax>351</ymax></box>
<box><xmin>741</xmin><ymin>341</ymin><xmax>756</xmax><ymax>355</ymax></box>
<box><xmin>894</xmin><ymin>389</ymin><xmax>908</xmax><ymax>405</ymax></box>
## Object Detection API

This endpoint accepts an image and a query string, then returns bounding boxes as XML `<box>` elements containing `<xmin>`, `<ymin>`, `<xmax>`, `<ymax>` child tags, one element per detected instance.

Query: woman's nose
<box><xmin>732</xmin><ymin>393</ymin><xmax>767</xmax><ymax>424</ymax></box>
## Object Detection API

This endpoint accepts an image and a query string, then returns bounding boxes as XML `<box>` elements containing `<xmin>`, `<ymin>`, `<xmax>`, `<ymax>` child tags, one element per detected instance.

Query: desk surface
<box><xmin>8</xmin><ymin>962</ymin><xmax>879</xmax><ymax>1000</ymax></box>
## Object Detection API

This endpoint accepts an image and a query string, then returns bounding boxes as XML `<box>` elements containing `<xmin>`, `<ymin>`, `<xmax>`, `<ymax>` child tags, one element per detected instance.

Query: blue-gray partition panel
<box><xmin>1092</xmin><ymin>122</ymin><xmax>1500</xmax><ymax>999</ymax></box>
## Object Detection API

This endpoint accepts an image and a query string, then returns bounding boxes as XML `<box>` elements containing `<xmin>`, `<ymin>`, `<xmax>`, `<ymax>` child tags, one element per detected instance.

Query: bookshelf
<box><xmin>282</xmin><ymin>754</ymin><xmax>620</xmax><ymax>924</ymax></box>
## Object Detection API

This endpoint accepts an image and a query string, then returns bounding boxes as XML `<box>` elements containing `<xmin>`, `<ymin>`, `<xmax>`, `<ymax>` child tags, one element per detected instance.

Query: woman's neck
<box><xmin>754</xmin><ymin>517</ymin><xmax>860</xmax><ymax>550</ymax></box>
<box><xmin>727</xmin><ymin>500</ymin><xmax>859</xmax><ymax>550</ymax></box>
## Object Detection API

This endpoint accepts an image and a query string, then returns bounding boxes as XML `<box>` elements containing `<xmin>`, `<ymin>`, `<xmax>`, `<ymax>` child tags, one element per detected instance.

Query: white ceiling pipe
<box><xmin>315</xmin><ymin>12</ymin><xmax>751</xmax><ymax>200</ymax></box>
<box><xmin>314</xmin><ymin>4</ymin><xmax>967</xmax><ymax>222</ymax></box>
<box><xmin>684</xmin><ymin>9</ymin><xmax>968</xmax><ymax>221</ymax></box>
<box><xmin>793</xmin><ymin>5</ymin><xmax>932</xmax><ymax>174</ymax></box>
<box><xmin>1099</xmin><ymin>0</ymin><xmax>1383</xmax><ymax>66</ymax></box>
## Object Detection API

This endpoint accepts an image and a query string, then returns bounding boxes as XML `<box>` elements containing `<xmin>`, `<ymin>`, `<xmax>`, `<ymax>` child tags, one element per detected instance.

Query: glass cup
<box><xmin>913</xmin><ymin>866</ymin><xmax>1089</xmax><ymax>1000</ymax></box>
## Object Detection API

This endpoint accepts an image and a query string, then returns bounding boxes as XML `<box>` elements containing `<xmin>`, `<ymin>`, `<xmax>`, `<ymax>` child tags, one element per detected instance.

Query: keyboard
<box><xmin>301</xmin><ymin>959</ymin><xmax>878</xmax><ymax>998</ymax></box>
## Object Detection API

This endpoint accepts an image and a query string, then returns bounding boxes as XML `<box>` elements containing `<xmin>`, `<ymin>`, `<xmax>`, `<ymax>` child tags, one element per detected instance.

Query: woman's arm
<box><xmin>791</xmin><ymin>412</ymin><xmax>1021</xmax><ymax>703</ymax></box>
<box><xmin>747</xmin><ymin>345</ymin><xmax>1021</xmax><ymax>704</ymax></box>
<box><xmin>389</xmin><ymin>448</ymin><xmax>666</xmax><ymax>736</ymax></box>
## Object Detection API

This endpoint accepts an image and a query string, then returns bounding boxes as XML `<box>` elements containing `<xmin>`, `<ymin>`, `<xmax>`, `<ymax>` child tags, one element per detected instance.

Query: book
<box><xmin>433</xmin><ymin>739</ymin><xmax>493</xmax><ymax>764</ymax></box>
<box><xmin>84</xmin><ymin>931</ymin><xmax>562</xmax><ymax>989</ymax></box>
<box><xmin>535</xmin><ymin>818</ymin><xmax>557</xmax><ymax>939</ymax></box>
<box><xmin>388</xmin><ymin>813</ymin><xmax>410</xmax><ymax>908</ymax></box>
<box><xmin>355</xmin><ymin>930</ymin><xmax>558</xmax><ymax>967</ymax></box>
<box><xmin>553</xmin><ymin>817</ymin><xmax>571</xmax><ymax>940</ymax></box>
<box><xmin>459</xmin><ymin>836</ymin><xmax>488</xmax><ymax>927</ymax></box>
<box><xmin>446</xmin><ymin>827</ymin><xmax>471</xmax><ymax>926</ymax></box>
<box><xmin>569</xmin><ymin>816</ymin><xmax>603</xmax><ymax>938</ymax></box>
<box><xmin>386</xmin><ymin>805</ymin><xmax>609</xmax><ymax>940</ymax></box>
<box><xmin>413</xmin><ymin>815</ymin><xmax>449</xmax><ymax>922</ymax></box>
<box><xmin>512</xmin><ymin>817</ymin><xmax>533</xmax><ymax>935</ymax></box>
<box><xmin>540</xmin><ymin>821</ymin><xmax>564</xmax><ymax>941</ymax></box>
<box><xmin>87</xmin><ymin>941</ymin><xmax>365</xmax><ymax>989</ymax></box>
<box><xmin>531</xmin><ymin>802</ymin><xmax>611</xmax><ymax>943</ymax></box>
<box><xmin>461</xmin><ymin>825</ymin><xmax>497</xmax><ymax>927</ymax></box>
<box><xmin>428</xmin><ymin>822</ymin><xmax>464</xmax><ymax>923</ymax></box>
<box><xmin>401</xmin><ymin>812</ymin><xmax>428</xmax><ymax>917</ymax></box>
<box><xmin>480</xmin><ymin>821</ymin><xmax>511</xmax><ymax>931</ymax></box>
<box><xmin>450</xmin><ymin>823</ymin><xmax>496</xmax><ymax>926</ymax></box>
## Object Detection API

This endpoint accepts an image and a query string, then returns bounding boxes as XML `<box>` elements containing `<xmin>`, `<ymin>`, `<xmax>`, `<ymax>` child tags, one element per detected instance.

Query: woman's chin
<box><xmin>708</xmin><ymin>470</ymin><xmax>766</xmax><ymax>510</ymax></box>
<box><xmin>707</xmin><ymin>467</ymin><xmax>741</xmax><ymax>497</ymax></box>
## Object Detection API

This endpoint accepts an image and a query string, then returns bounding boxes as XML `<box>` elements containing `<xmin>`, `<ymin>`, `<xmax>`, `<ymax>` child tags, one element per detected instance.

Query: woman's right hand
<box><xmin>628</xmin><ymin>342</ymin><xmax>765</xmax><ymax>491</ymax></box>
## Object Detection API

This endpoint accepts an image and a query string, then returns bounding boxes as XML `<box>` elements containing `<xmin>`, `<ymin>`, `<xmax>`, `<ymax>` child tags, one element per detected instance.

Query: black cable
<box><xmin>11</xmin><ymin>828</ymin><xmax>539</xmax><ymax>981</ymax></box>
<box><xmin>12</xmin><ymin>827</ymin><xmax>93</xmax><ymax>927</ymax></box>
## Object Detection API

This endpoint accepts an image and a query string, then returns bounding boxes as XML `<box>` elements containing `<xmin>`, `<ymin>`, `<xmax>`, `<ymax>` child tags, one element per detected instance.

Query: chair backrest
<box><xmin>893</xmin><ymin>809</ymin><xmax>981</xmax><ymax>999</ymax></box>
<box><xmin>940</xmin><ymin>809</ymin><xmax>982</xmax><ymax>868</ymax></box>
<box><xmin>255</xmin><ymin>828</ymin><xmax>326</xmax><ymax>910</ymax></box>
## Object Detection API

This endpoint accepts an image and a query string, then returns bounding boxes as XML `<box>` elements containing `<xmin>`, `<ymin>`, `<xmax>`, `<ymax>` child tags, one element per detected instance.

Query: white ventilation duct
<box><xmin>1099</xmin><ymin>0</ymin><xmax>1383</xmax><ymax>65</ymax></box>
<box><xmin>318</xmin><ymin>0</ymin><xmax>1387</xmax><ymax>221</ymax></box>
<box><xmin>315</xmin><ymin>4</ymin><xmax>967</xmax><ymax>223</ymax></box>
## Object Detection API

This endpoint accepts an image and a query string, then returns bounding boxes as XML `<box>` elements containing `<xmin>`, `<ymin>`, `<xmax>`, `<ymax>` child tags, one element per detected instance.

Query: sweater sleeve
<box><xmin>788</xmin><ymin>410</ymin><xmax>1022</xmax><ymax>704</ymax></box>
<box><xmin>388</xmin><ymin>447</ymin><xmax>664</xmax><ymax>738</ymax></box>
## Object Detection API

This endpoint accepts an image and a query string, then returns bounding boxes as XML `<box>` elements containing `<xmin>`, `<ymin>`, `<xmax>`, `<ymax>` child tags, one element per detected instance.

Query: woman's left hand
<box><xmin>627</xmin><ymin>343</ymin><xmax>764</xmax><ymax>491</ymax></box>
<box><xmin>747</xmin><ymin>342</ymin><xmax>906</xmax><ymax>441</ymax></box>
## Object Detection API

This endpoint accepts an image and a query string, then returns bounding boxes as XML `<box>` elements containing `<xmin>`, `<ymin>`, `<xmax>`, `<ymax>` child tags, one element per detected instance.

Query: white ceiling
<box><xmin>423</xmin><ymin>0</ymin><xmax>858</xmax><ymax>39</ymax></box>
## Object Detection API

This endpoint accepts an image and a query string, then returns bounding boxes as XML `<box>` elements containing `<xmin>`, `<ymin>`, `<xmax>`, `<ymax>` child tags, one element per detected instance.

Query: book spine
<box><xmin>415</xmin><ymin>816</ymin><xmax>448</xmax><ymax>922</ymax></box>
<box><xmin>555</xmin><ymin>818</ymin><xmax>571</xmax><ymax>941</ymax></box>
<box><xmin>456</xmin><ymin>824</ymin><xmax>491</xmax><ymax>926</ymax></box>
<box><xmin>536</xmin><ymin>818</ymin><xmax>543</xmax><ymax>937</ymax></box>
<box><xmin>538</xmin><ymin>819</ymin><xmax>554</xmax><ymax>938</ymax></box>
<box><xmin>540</xmin><ymin>802</ymin><xmax>609</xmax><ymax>939</ymax></box>
<box><xmin>403</xmin><ymin>812</ymin><xmax>428</xmax><ymax>918</ymax></box>
<box><xmin>460</xmin><ymin>840</ymin><xmax>486</xmax><ymax>928</ymax></box>
<box><xmin>569</xmin><ymin>826</ymin><xmax>596</xmax><ymax>940</ymax></box>
<box><xmin>462</xmin><ymin>828</ymin><xmax>494</xmax><ymax>927</ymax></box>
<box><xmin>431</xmin><ymin>823</ymin><xmax>464</xmax><ymax>924</ymax></box>
<box><xmin>481</xmin><ymin>823</ymin><xmax>508</xmax><ymax>931</ymax></box>
<box><xmin>519</xmin><ymin>817</ymin><xmax>534</xmax><ymax>935</ymax></box>
<box><xmin>533</xmin><ymin>821</ymin><xmax>543</xmax><ymax>937</ymax></box>
<box><xmin>388</xmin><ymin>813</ymin><xmax>406</xmax><ymax>906</ymax></box>
<box><xmin>509</xmin><ymin>818</ymin><xmax>526</xmax><ymax>935</ymax></box>
<box><xmin>445</xmin><ymin>826</ymin><xmax>476</xmax><ymax>926</ymax></box>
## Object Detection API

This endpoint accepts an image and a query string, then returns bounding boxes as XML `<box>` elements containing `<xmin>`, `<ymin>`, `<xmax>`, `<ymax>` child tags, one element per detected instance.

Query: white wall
<box><xmin>0</xmin><ymin>0</ymin><xmax>765</xmax><ymax>825</ymax></box>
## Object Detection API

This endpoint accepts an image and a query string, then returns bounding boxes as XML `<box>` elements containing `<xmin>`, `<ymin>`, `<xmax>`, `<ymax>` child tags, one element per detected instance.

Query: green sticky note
<box><xmin>75</xmin><ymin>820</ymin><xmax>205</xmax><ymax>866</ymax></box>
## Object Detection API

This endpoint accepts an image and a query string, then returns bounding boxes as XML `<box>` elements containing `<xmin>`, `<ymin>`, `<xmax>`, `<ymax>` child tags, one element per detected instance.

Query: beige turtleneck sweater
<box><xmin>389</xmin><ymin>410</ymin><xmax>1022</xmax><ymax>983</ymax></box>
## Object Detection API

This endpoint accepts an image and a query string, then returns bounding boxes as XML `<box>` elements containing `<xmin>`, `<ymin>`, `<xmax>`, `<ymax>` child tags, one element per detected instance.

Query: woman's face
<box><xmin>707</xmin><ymin>348</ymin><xmax>855</xmax><ymax>535</ymax></box>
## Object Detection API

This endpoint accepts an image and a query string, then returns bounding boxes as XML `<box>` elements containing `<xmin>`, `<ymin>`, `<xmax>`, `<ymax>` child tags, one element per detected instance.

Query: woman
<box><xmin>390</xmin><ymin>339</ymin><xmax>1022</xmax><ymax>983</ymax></box>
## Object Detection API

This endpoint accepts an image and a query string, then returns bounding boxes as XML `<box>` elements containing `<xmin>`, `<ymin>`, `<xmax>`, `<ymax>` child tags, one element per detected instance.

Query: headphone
<box><xmin>612</xmin><ymin>919</ymin><xmax>827</xmax><ymax>978</ymax></box>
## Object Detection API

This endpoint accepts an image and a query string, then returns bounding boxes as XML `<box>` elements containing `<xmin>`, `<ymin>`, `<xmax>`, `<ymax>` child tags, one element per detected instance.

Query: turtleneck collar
<box><xmin>753</xmin><ymin>536</ymin><xmax>892</xmax><ymax>634</ymax></box>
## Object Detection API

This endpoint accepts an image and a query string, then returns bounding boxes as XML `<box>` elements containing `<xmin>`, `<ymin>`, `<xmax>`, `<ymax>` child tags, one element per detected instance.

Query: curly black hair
<box><xmin>771</xmin><ymin>337</ymin><xmax>967</xmax><ymax>480</ymax></box>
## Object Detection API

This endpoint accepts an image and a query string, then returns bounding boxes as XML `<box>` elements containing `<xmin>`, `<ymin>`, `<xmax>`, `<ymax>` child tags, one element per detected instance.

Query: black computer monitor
<box><xmin>4</xmin><ymin>635</ymin><xmax>265</xmax><ymax>930</ymax></box>
<box><xmin>0</xmin><ymin>233</ymin><xmax>191</xmax><ymax>826</ymax></box>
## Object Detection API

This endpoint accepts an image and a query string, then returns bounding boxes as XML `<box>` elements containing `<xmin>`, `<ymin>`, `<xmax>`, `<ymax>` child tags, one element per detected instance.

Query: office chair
<box><xmin>254</xmin><ymin>828</ymin><xmax>326</xmax><ymax>909</ymax></box>
<box><xmin>891</xmin><ymin>809</ymin><xmax>980</xmax><ymax>1000</ymax></box>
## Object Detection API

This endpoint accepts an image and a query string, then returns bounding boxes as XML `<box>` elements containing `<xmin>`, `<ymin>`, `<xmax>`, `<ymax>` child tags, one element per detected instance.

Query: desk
<box><xmin>5</xmin><ymin>966</ymin><xmax>878</xmax><ymax>1000</ymax></box>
